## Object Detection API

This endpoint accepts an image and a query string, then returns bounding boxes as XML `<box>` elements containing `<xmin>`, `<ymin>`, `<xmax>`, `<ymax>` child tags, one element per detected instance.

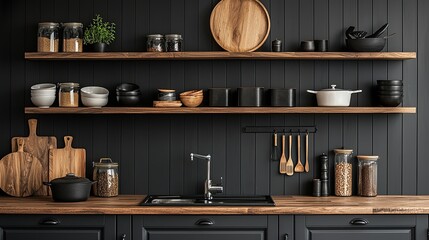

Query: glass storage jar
<box><xmin>357</xmin><ymin>155</ymin><xmax>378</xmax><ymax>197</ymax></box>
<box><xmin>58</xmin><ymin>83</ymin><xmax>79</xmax><ymax>107</ymax></box>
<box><xmin>93</xmin><ymin>158</ymin><xmax>119</xmax><ymax>197</ymax></box>
<box><xmin>147</xmin><ymin>34</ymin><xmax>165</xmax><ymax>52</ymax></box>
<box><xmin>37</xmin><ymin>22</ymin><xmax>59</xmax><ymax>52</ymax></box>
<box><xmin>165</xmin><ymin>34</ymin><xmax>183</xmax><ymax>52</ymax></box>
<box><xmin>63</xmin><ymin>22</ymin><xmax>83</xmax><ymax>52</ymax></box>
<box><xmin>334</xmin><ymin>149</ymin><xmax>353</xmax><ymax>196</ymax></box>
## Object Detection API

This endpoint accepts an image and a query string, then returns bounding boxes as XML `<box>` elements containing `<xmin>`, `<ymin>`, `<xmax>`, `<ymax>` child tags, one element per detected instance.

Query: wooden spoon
<box><xmin>294</xmin><ymin>134</ymin><xmax>304</xmax><ymax>173</ymax></box>
<box><xmin>305</xmin><ymin>132</ymin><xmax>309</xmax><ymax>172</ymax></box>
<box><xmin>286</xmin><ymin>134</ymin><xmax>294</xmax><ymax>176</ymax></box>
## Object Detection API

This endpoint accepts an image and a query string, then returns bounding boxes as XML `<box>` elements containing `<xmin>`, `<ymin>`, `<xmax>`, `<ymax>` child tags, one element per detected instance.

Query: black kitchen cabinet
<box><xmin>294</xmin><ymin>215</ymin><xmax>428</xmax><ymax>240</ymax></box>
<box><xmin>133</xmin><ymin>215</ymin><xmax>278</xmax><ymax>240</ymax></box>
<box><xmin>0</xmin><ymin>215</ymin><xmax>116</xmax><ymax>240</ymax></box>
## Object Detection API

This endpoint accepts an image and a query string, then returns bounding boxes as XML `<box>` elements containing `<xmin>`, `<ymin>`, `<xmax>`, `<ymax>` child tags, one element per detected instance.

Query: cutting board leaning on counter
<box><xmin>0</xmin><ymin>119</ymin><xmax>86</xmax><ymax>197</ymax></box>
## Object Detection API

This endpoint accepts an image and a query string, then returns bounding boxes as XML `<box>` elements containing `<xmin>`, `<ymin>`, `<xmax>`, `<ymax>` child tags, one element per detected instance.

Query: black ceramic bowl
<box><xmin>377</xmin><ymin>80</ymin><xmax>403</xmax><ymax>86</ymax></box>
<box><xmin>116</xmin><ymin>95</ymin><xmax>142</xmax><ymax>106</ymax></box>
<box><xmin>346</xmin><ymin>38</ymin><xmax>386</xmax><ymax>52</ymax></box>
<box><xmin>376</xmin><ymin>90</ymin><xmax>403</xmax><ymax>95</ymax></box>
<box><xmin>377</xmin><ymin>95</ymin><xmax>403</xmax><ymax>107</ymax></box>
<box><xmin>376</xmin><ymin>85</ymin><xmax>403</xmax><ymax>91</ymax></box>
<box><xmin>116</xmin><ymin>90</ymin><xmax>142</xmax><ymax>96</ymax></box>
<box><xmin>116</xmin><ymin>83</ymin><xmax>140</xmax><ymax>93</ymax></box>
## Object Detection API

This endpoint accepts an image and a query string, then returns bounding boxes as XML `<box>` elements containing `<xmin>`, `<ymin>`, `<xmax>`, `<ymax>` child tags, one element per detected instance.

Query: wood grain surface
<box><xmin>0</xmin><ymin>139</ymin><xmax>43</xmax><ymax>197</ymax></box>
<box><xmin>24</xmin><ymin>52</ymin><xmax>417</xmax><ymax>60</ymax></box>
<box><xmin>25</xmin><ymin>107</ymin><xmax>417</xmax><ymax>115</ymax></box>
<box><xmin>210</xmin><ymin>0</ymin><xmax>270</xmax><ymax>52</ymax></box>
<box><xmin>11</xmin><ymin>119</ymin><xmax>57</xmax><ymax>196</ymax></box>
<box><xmin>0</xmin><ymin>195</ymin><xmax>428</xmax><ymax>215</ymax></box>
<box><xmin>49</xmin><ymin>136</ymin><xmax>86</xmax><ymax>189</ymax></box>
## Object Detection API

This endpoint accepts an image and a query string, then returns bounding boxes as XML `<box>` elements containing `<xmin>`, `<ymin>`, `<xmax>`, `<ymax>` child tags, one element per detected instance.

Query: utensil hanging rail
<box><xmin>243</xmin><ymin>126</ymin><xmax>317</xmax><ymax>134</ymax></box>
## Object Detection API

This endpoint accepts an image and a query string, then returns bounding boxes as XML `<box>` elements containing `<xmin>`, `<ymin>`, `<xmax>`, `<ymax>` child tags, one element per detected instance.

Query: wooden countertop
<box><xmin>0</xmin><ymin>195</ymin><xmax>428</xmax><ymax>215</ymax></box>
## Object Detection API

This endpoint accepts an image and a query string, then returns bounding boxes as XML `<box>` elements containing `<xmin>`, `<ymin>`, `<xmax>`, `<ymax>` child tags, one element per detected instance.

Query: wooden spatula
<box><xmin>286</xmin><ymin>134</ymin><xmax>294</xmax><ymax>176</ymax></box>
<box><xmin>279</xmin><ymin>134</ymin><xmax>286</xmax><ymax>174</ymax></box>
<box><xmin>294</xmin><ymin>133</ymin><xmax>304</xmax><ymax>173</ymax></box>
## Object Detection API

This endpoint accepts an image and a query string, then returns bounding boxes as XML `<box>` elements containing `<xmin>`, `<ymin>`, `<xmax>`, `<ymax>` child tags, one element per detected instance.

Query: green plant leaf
<box><xmin>84</xmin><ymin>14</ymin><xmax>116</xmax><ymax>45</ymax></box>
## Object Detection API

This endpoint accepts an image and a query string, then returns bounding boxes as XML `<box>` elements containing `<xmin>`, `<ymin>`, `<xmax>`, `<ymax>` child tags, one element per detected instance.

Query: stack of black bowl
<box><xmin>376</xmin><ymin>80</ymin><xmax>403</xmax><ymax>107</ymax></box>
<box><xmin>116</xmin><ymin>83</ymin><xmax>142</xmax><ymax>106</ymax></box>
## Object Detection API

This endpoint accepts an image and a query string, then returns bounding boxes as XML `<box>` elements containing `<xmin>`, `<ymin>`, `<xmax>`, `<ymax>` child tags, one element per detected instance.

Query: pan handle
<box><xmin>43</xmin><ymin>182</ymin><xmax>52</xmax><ymax>186</ymax></box>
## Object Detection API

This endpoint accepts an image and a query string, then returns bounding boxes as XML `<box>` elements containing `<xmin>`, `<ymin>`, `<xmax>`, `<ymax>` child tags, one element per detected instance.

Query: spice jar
<box><xmin>357</xmin><ymin>155</ymin><xmax>378</xmax><ymax>197</ymax></box>
<box><xmin>165</xmin><ymin>34</ymin><xmax>183</xmax><ymax>52</ymax></box>
<box><xmin>63</xmin><ymin>22</ymin><xmax>83</xmax><ymax>52</ymax></box>
<box><xmin>93</xmin><ymin>158</ymin><xmax>119</xmax><ymax>197</ymax></box>
<box><xmin>38</xmin><ymin>22</ymin><xmax>59</xmax><ymax>52</ymax></box>
<box><xmin>58</xmin><ymin>83</ymin><xmax>79</xmax><ymax>107</ymax></box>
<box><xmin>334</xmin><ymin>149</ymin><xmax>353</xmax><ymax>196</ymax></box>
<box><xmin>147</xmin><ymin>34</ymin><xmax>165</xmax><ymax>52</ymax></box>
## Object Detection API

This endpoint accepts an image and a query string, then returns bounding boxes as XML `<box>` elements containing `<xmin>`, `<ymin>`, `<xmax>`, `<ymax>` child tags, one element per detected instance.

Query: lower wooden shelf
<box><xmin>25</xmin><ymin>107</ymin><xmax>417</xmax><ymax>114</ymax></box>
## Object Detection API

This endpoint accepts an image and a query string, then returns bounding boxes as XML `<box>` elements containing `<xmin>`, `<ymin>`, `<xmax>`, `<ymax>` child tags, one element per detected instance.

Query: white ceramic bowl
<box><xmin>31</xmin><ymin>83</ymin><xmax>56</xmax><ymax>90</ymax></box>
<box><xmin>81</xmin><ymin>96</ymin><xmax>108</xmax><ymax>108</ymax></box>
<box><xmin>31</xmin><ymin>95</ymin><xmax>56</xmax><ymax>108</ymax></box>
<box><xmin>81</xmin><ymin>86</ymin><xmax>109</xmax><ymax>98</ymax></box>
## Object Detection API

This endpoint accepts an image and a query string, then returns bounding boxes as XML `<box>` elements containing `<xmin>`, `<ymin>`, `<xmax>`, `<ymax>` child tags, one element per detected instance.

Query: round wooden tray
<box><xmin>210</xmin><ymin>0</ymin><xmax>271</xmax><ymax>52</ymax></box>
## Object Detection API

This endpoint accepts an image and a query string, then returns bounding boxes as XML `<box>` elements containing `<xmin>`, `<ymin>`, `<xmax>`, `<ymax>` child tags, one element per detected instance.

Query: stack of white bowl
<box><xmin>31</xmin><ymin>83</ymin><xmax>56</xmax><ymax>108</ymax></box>
<box><xmin>81</xmin><ymin>86</ymin><xmax>109</xmax><ymax>108</ymax></box>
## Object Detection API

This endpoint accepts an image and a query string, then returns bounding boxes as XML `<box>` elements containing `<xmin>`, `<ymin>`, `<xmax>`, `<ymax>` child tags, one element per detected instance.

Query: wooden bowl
<box><xmin>180</xmin><ymin>90</ymin><xmax>203</xmax><ymax>96</ymax></box>
<box><xmin>180</xmin><ymin>95</ymin><xmax>203</xmax><ymax>107</ymax></box>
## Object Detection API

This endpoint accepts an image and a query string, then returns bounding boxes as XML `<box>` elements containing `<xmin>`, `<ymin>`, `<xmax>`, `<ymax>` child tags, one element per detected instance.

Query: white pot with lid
<box><xmin>307</xmin><ymin>85</ymin><xmax>362</xmax><ymax>107</ymax></box>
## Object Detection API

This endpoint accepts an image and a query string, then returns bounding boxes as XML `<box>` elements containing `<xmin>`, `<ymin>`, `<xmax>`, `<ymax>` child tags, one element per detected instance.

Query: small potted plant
<box><xmin>84</xmin><ymin>14</ymin><xmax>115</xmax><ymax>52</ymax></box>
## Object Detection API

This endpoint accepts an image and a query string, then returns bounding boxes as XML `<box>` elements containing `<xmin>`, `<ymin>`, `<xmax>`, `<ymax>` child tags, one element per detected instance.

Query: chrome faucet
<box><xmin>190</xmin><ymin>153</ymin><xmax>223</xmax><ymax>200</ymax></box>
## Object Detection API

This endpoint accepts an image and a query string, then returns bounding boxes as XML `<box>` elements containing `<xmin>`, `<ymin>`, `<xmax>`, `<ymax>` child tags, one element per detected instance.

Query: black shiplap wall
<box><xmin>0</xmin><ymin>0</ymin><xmax>428</xmax><ymax>195</ymax></box>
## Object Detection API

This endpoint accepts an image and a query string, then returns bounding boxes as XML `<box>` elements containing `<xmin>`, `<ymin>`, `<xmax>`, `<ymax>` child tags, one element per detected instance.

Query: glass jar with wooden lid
<box><xmin>63</xmin><ymin>22</ymin><xmax>83</xmax><ymax>52</ymax></box>
<box><xmin>334</xmin><ymin>149</ymin><xmax>353</xmax><ymax>197</ymax></box>
<box><xmin>58</xmin><ymin>83</ymin><xmax>79</xmax><ymax>107</ymax></box>
<box><xmin>37</xmin><ymin>22</ymin><xmax>59</xmax><ymax>52</ymax></box>
<box><xmin>357</xmin><ymin>155</ymin><xmax>378</xmax><ymax>197</ymax></box>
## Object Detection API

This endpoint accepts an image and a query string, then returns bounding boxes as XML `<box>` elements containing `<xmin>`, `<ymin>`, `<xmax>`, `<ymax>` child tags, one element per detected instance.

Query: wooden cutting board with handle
<box><xmin>49</xmin><ymin>136</ymin><xmax>86</xmax><ymax>191</ymax></box>
<box><xmin>210</xmin><ymin>0</ymin><xmax>271</xmax><ymax>52</ymax></box>
<box><xmin>11</xmin><ymin>119</ymin><xmax>57</xmax><ymax>196</ymax></box>
<box><xmin>0</xmin><ymin>139</ymin><xmax>43</xmax><ymax>197</ymax></box>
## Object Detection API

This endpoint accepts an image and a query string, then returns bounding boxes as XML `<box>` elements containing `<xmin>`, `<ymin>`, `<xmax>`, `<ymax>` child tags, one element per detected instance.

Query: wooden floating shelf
<box><xmin>25</xmin><ymin>107</ymin><xmax>417</xmax><ymax>115</ymax></box>
<box><xmin>25</xmin><ymin>51</ymin><xmax>416</xmax><ymax>61</ymax></box>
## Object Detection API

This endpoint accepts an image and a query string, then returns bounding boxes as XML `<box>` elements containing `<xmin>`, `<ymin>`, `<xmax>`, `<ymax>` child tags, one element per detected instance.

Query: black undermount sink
<box><xmin>140</xmin><ymin>195</ymin><xmax>275</xmax><ymax>206</ymax></box>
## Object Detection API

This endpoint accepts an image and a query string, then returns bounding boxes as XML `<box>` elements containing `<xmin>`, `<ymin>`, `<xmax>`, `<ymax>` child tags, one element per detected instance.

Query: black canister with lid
<box><xmin>272</xmin><ymin>39</ymin><xmax>282</xmax><ymax>52</ymax></box>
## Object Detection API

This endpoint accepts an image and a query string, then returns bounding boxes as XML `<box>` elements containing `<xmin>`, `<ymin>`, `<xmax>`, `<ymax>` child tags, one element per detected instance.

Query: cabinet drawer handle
<box><xmin>39</xmin><ymin>218</ymin><xmax>61</xmax><ymax>225</ymax></box>
<box><xmin>195</xmin><ymin>219</ymin><xmax>214</xmax><ymax>226</ymax></box>
<box><xmin>349</xmin><ymin>218</ymin><xmax>369</xmax><ymax>225</ymax></box>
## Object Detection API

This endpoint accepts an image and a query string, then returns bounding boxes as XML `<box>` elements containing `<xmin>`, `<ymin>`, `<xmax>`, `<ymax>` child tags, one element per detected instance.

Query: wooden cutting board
<box><xmin>11</xmin><ymin>119</ymin><xmax>57</xmax><ymax>196</ymax></box>
<box><xmin>210</xmin><ymin>0</ymin><xmax>271</xmax><ymax>52</ymax></box>
<box><xmin>49</xmin><ymin>136</ymin><xmax>86</xmax><ymax>190</ymax></box>
<box><xmin>0</xmin><ymin>139</ymin><xmax>43</xmax><ymax>197</ymax></box>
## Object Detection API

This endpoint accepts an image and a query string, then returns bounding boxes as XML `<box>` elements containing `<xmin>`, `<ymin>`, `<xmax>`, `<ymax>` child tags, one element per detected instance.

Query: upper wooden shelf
<box><xmin>25</xmin><ymin>107</ymin><xmax>417</xmax><ymax>115</ymax></box>
<box><xmin>24</xmin><ymin>52</ymin><xmax>417</xmax><ymax>61</ymax></box>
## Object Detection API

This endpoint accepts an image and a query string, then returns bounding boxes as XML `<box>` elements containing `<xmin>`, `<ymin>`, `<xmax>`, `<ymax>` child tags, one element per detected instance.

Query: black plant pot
<box><xmin>92</xmin><ymin>43</ymin><xmax>107</xmax><ymax>52</ymax></box>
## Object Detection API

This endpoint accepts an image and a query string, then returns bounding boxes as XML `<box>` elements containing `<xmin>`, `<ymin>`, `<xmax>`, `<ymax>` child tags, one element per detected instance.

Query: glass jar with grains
<box><xmin>93</xmin><ymin>158</ymin><xmax>119</xmax><ymax>197</ymax></box>
<box><xmin>165</xmin><ymin>34</ymin><xmax>183</xmax><ymax>52</ymax></box>
<box><xmin>357</xmin><ymin>155</ymin><xmax>378</xmax><ymax>197</ymax></box>
<box><xmin>63</xmin><ymin>22</ymin><xmax>83</xmax><ymax>52</ymax></box>
<box><xmin>147</xmin><ymin>34</ymin><xmax>165</xmax><ymax>52</ymax></box>
<box><xmin>37</xmin><ymin>22</ymin><xmax>59</xmax><ymax>52</ymax></box>
<box><xmin>334</xmin><ymin>149</ymin><xmax>353</xmax><ymax>196</ymax></box>
<box><xmin>58</xmin><ymin>83</ymin><xmax>79</xmax><ymax>107</ymax></box>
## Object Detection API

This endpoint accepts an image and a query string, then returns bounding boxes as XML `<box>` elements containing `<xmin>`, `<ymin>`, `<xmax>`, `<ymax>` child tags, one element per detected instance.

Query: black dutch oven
<box><xmin>44</xmin><ymin>173</ymin><xmax>95</xmax><ymax>202</ymax></box>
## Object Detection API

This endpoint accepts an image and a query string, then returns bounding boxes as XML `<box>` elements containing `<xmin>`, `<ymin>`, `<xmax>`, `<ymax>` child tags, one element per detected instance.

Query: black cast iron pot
<box><xmin>44</xmin><ymin>173</ymin><xmax>95</xmax><ymax>202</ymax></box>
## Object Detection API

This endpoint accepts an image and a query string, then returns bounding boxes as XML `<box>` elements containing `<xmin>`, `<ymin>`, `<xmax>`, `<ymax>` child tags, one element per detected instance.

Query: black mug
<box><xmin>315</xmin><ymin>40</ymin><xmax>328</xmax><ymax>52</ymax></box>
